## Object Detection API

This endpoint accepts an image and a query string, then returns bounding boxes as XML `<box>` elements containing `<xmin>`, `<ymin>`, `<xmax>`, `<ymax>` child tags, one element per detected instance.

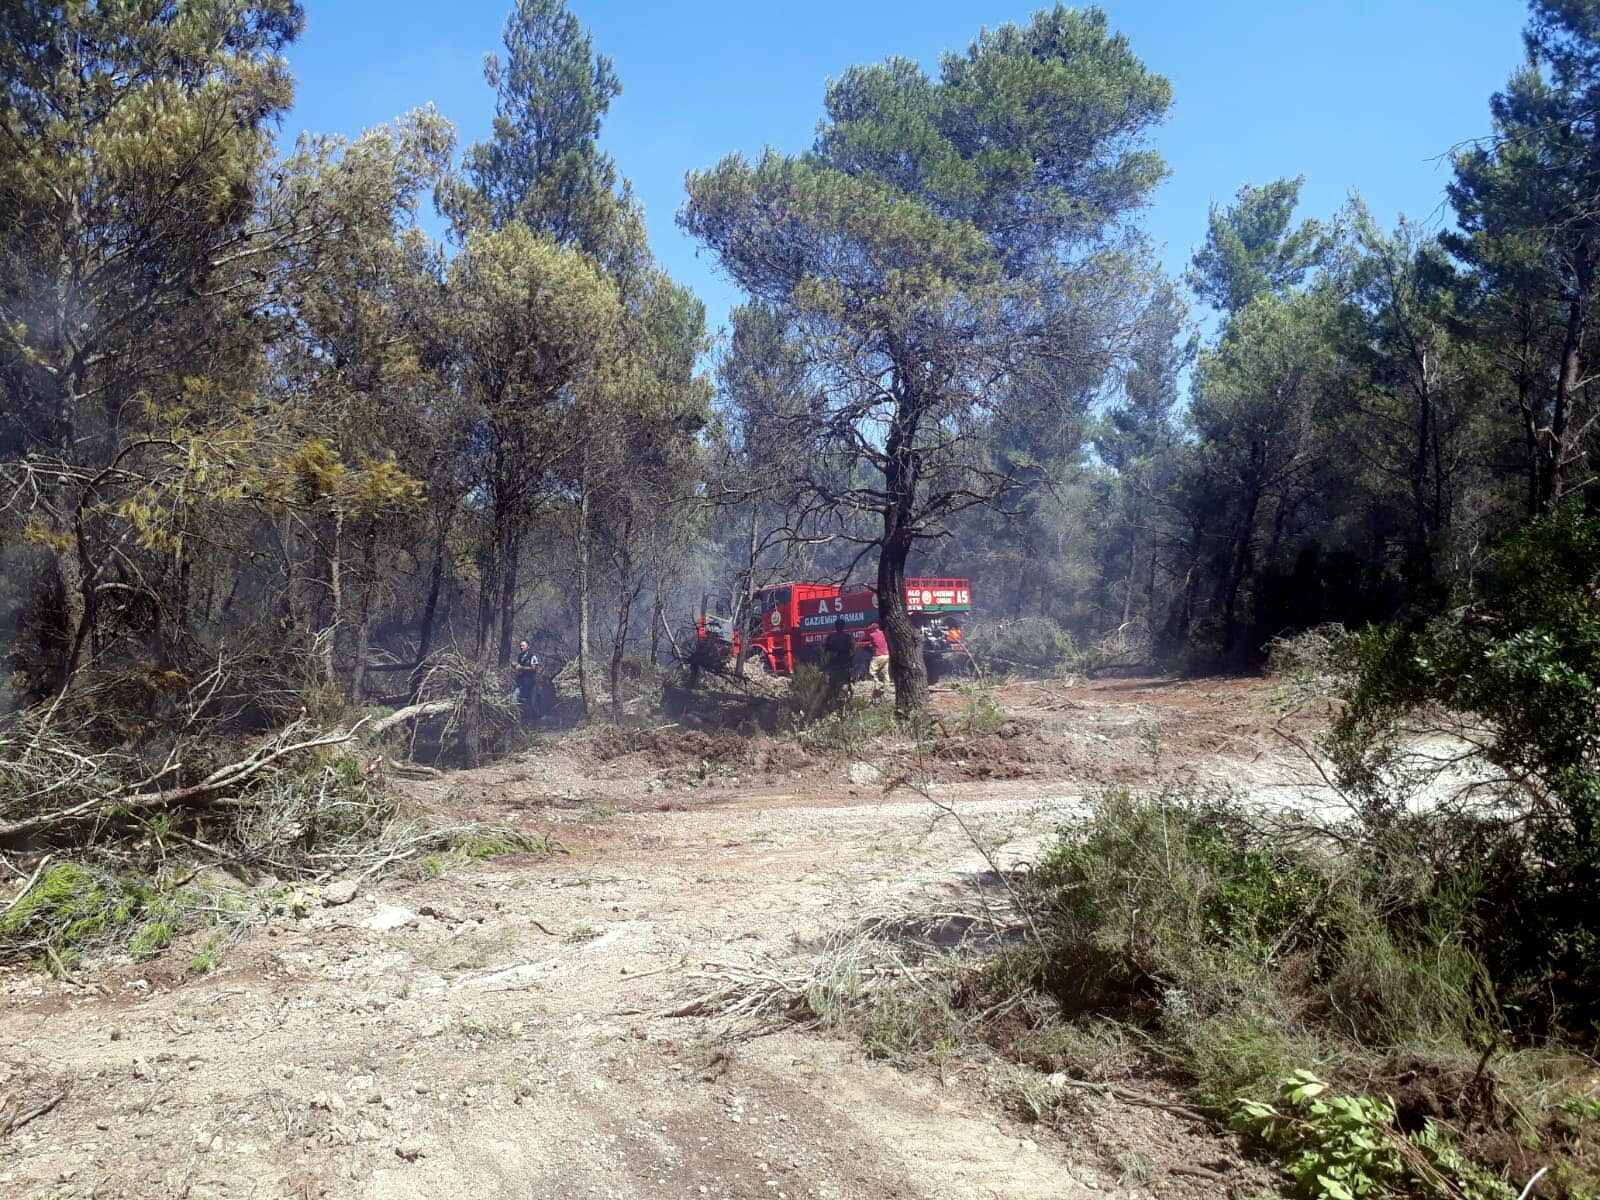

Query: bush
<box><xmin>793</xmin><ymin>699</ymin><xmax>901</xmax><ymax>758</ymax></box>
<box><xmin>969</xmin><ymin>617</ymin><xmax>1081</xmax><ymax>676</ymax></box>
<box><xmin>859</xmin><ymin>981</ymin><xmax>966</xmax><ymax>1069</ymax></box>
<box><xmin>1023</xmin><ymin>789</ymin><xmax>1502</xmax><ymax>1100</ymax></box>
<box><xmin>786</xmin><ymin>663</ymin><xmax>835</xmax><ymax>723</ymax></box>
<box><xmin>1029</xmin><ymin>789</ymin><xmax>1335</xmax><ymax>1016</ymax></box>
<box><xmin>1265</xmin><ymin>623</ymin><xmax>1349</xmax><ymax>698</ymax></box>
<box><xmin>1326</xmin><ymin>503</ymin><xmax>1600</xmax><ymax>1032</ymax></box>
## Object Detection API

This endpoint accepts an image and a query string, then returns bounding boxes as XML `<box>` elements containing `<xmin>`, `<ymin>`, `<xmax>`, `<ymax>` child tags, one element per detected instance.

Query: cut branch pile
<box><xmin>0</xmin><ymin>720</ymin><xmax>365</xmax><ymax>846</ymax></box>
<box><xmin>654</xmin><ymin>901</ymin><xmax>1009</xmax><ymax>1037</ymax></box>
<box><xmin>0</xmin><ymin>669</ymin><xmax>551</xmax><ymax>972</ymax></box>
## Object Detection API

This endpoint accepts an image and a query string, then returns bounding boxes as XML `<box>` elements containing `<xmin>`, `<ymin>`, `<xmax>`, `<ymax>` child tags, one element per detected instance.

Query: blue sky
<box><xmin>285</xmin><ymin>0</ymin><xmax>1530</xmax><ymax>334</ymax></box>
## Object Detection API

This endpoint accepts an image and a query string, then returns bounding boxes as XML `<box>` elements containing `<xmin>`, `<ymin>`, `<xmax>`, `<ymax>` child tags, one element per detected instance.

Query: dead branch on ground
<box><xmin>0</xmin><ymin>720</ymin><xmax>366</xmax><ymax>845</ymax></box>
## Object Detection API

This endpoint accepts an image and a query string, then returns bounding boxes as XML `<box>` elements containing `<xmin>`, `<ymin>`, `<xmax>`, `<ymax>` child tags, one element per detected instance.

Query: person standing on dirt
<box><xmin>823</xmin><ymin>617</ymin><xmax>855</xmax><ymax>704</ymax></box>
<box><xmin>514</xmin><ymin>639</ymin><xmax>542</xmax><ymax>721</ymax></box>
<box><xmin>866</xmin><ymin>622</ymin><xmax>890</xmax><ymax>695</ymax></box>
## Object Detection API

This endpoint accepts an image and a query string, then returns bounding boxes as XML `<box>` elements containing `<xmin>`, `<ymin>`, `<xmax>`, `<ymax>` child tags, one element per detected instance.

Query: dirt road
<box><xmin>0</xmin><ymin>678</ymin><xmax>1306</xmax><ymax>1199</ymax></box>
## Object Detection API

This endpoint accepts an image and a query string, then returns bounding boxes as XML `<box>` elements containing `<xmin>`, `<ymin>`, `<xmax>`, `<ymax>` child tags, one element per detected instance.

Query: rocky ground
<box><xmin>0</xmin><ymin>675</ymin><xmax>1322</xmax><ymax>1199</ymax></box>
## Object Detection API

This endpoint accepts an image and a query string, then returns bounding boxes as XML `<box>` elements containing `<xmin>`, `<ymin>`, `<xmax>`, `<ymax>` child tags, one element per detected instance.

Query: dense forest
<box><xmin>3</xmin><ymin>0</ymin><xmax>1597</xmax><ymax>723</ymax></box>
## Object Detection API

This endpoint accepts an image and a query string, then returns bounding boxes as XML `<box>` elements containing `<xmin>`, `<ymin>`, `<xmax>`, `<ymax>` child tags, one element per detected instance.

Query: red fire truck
<box><xmin>695</xmin><ymin>578</ymin><xmax>972</xmax><ymax>678</ymax></box>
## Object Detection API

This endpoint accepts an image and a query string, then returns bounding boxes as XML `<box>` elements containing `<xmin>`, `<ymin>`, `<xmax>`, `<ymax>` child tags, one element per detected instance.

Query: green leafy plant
<box><xmin>1233</xmin><ymin>1071</ymin><xmax>1405</xmax><ymax>1199</ymax></box>
<box><xmin>950</xmin><ymin>681</ymin><xmax>1005</xmax><ymax>735</ymax></box>
<box><xmin>1232</xmin><ymin>1072</ymin><xmax>1514</xmax><ymax>1200</ymax></box>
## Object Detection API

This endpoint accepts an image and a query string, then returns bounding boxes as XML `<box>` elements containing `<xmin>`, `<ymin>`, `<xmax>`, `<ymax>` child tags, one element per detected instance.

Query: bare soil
<box><xmin>0</xmin><ymin>675</ymin><xmax>1317</xmax><ymax>1199</ymax></box>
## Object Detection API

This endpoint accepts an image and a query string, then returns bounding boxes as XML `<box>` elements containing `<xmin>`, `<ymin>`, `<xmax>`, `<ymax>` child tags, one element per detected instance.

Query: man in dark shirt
<box><xmin>514</xmin><ymin>639</ymin><xmax>542</xmax><ymax>721</ymax></box>
<box><xmin>822</xmin><ymin>617</ymin><xmax>855</xmax><ymax>706</ymax></box>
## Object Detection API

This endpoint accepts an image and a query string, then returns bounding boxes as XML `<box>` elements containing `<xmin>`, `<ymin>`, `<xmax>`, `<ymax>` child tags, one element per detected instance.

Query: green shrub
<box><xmin>793</xmin><ymin>697</ymin><xmax>899</xmax><ymax>757</ymax></box>
<box><xmin>950</xmin><ymin>681</ymin><xmax>1005</xmax><ymax>734</ymax></box>
<box><xmin>1326</xmin><ymin>503</ymin><xmax>1600</xmax><ymax>1031</ymax></box>
<box><xmin>1232</xmin><ymin>1072</ymin><xmax>1407</xmax><ymax>1199</ymax></box>
<box><xmin>787</xmin><ymin>663</ymin><xmax>836</xmax><ymax>723</ymax></box>
<box><xmin>1023</xmin><ymin>788</ymin><xmax>1502</xmax><ymax>1103</ymax></box>
<box><xmin>859</xmin><ymin>981</ymin><xmax>964</xmax><ymax>1069</ymax></box>
<box><xmin>1027</xmin><ymin>788</ymin><xmax>1336</xmax><ymax>1015</ymax></box>
<box><xmin>970</xmin><ymin>617</ymin><xmax>1080</xmax><ymax>676</ymax></box>
<box><xmin>1320</xmin><ymin>915</ymin><xmax>1498</xmax><ymax>1049</ymax></box>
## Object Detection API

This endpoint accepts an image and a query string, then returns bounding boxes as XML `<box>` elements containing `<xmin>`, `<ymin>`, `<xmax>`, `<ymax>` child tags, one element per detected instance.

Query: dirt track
<box><xmin>0</xmin><ymin>678</ymin><xmax>1313</xmax><ymax>1199</ymax></box>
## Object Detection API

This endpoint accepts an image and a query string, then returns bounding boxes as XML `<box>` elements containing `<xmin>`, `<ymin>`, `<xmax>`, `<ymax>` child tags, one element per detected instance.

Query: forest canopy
<box><xmin>1</xmin><ymin>0</ymin><xmax>1597</xmax><ymax>723</ymax></box>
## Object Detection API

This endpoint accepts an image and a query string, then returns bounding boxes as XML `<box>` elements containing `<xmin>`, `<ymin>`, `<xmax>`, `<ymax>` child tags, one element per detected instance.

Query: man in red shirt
<box><xmin>866</xmin><ymin>623</ymin><xmax>890</xmax><ymax>695</ymax></box>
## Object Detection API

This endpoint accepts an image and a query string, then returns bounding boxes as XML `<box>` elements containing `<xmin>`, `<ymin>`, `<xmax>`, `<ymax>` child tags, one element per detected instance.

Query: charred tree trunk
<box><xmin>322</xmin><ymin>508</ymin><xmax>344</xmax><ymax>683</ymax></box>
<box><xmin>350</xmin><ymin>520</ymin><xmax>377</xmax><ymax>702</ymax></box>
<box><xmin>1545</xmin><ymin>252</ymin><xmax>1589</xmax><ymax>510</ymax></box>
<box><xmin>733</xmin><ymin>505</ymin><xmax>759</xmax><ymax>680</ymax></box>
<box><xmin>474</xmin><ymin>540</ymin><xmax>498</xmax><ymax>663</ymax></box>
<box><xmin>411</xmin><ymin>518</ymin><xmax>450</xmax><ymax>701</ymax></box>
<box><xmin>877</xmin><ymin>528</ymin><xmax>924</xmax><ymax>714</ymax></box>
<box><xmin>279</xmin><ymin>508</ymin><xmax>300</xmax><ymax>630</ymax></box>
<box><xmin>607</xmin><ymin>515</ymin><xmax>636</xmax><ymax>722</ymax></box>
<box><xmin>880</xmin><ymin>380</ymin><xmax>929</xmax><ymax>714</ymax></box>
<box><xmin>1121</xmin><ymin>525</ymin><xmax>1139</xmax><ymax>627</ymax></box>
<box><xmin>649</xmin><ymin>582</ymin><xmax>663</xmax><ymax>667</ymax></box>
<box><xmin>1217</xmin><ymin>457</ymin><xmax>1264</xmax><ymax>654</ymax></box>
<box><xmin>477</xmin><ymin>443</ymin><xmax>509</xmax><ymax>662</ymax></box>
<box><xmin>496</xmin><ymin>531</ymin><xmax>519</xmax><ymax>667</ymax></box>
<box><xmin>575</xmin><ymin>467</ymin><xmax>595</xmax><ymax>715</ymax></box>
<box><xmin>55</xmin><ymin>541</ymin><xmax>91</xmax><ymax>685</ymax></box>
<box><xmin>1516</xmin><ymin>353</ymin><xmax>1540</xmax><ymax>519</ymax></box>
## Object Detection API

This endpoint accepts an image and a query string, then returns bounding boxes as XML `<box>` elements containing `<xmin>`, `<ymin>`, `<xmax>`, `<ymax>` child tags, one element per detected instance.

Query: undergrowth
<box><xmin>414</xmin><ymin>830</ymin><xmax>559</xmax><ymax>878</ymax></box>
<box><xmin>979</xmin><ymin>786</ymin><xmax>1597</xmax><ymax>1197</ymax></box>
<box><xmin>788</xmin><ymin>673</ymin><xmax>905</xmax><ymax>757</ymax></box>
<box><xmin>1</xmin><ymin>747</ymin><xmax>551</xmax><ymax>973</ymax></box>
<box><xmin>1232</xmin><ymin>1071</ymin><xmax>1517</xmax><ymax>1200</ymax></box>
<box><xmin>0</xmin><ymin>858</ymin><xmax>254</xmax><ymax>975</ymax></box>
<box><xmin>785</xmin><ymin>666</ymin><xmax>1004</xmax><ymax>758</ymax></box>
<box><xmin>800</xmin><ymin>782</ymin><xmax>1598</xmax><ymax>1198</ymax></box>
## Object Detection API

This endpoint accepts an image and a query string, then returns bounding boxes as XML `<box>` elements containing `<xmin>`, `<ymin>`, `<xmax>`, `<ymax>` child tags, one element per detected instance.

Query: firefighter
<box><xmin>823</xmin><ymin>617</ymin><xmax>855</xmax><ymax>704</ymax></box>
<box><xmin>514</xmin><ymin>638</ymin><xmax>543</xmax><ymax>722</ymax></box>
<box><xmin>946</xmin><ymin>618</ymin><xmax>964</xmax><ymax>649</ymax></box>
<box><xmin>866</xmin><ymin>622</ymin><xmax>890</xmax><ymax>695</ymax></box>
